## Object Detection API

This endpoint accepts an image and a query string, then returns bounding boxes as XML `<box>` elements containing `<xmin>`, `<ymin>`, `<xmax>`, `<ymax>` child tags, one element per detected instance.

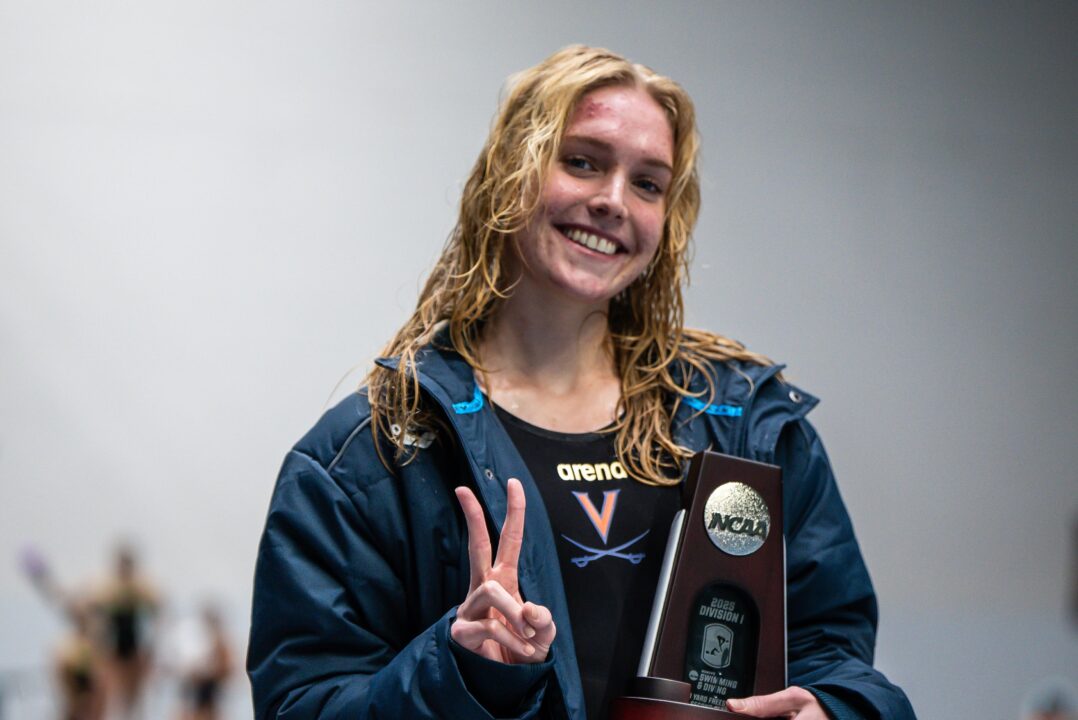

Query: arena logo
<box><xmin>556</xmin><ymin>461</ymin><xmax>628</xmax><ymax>481</ymax></box>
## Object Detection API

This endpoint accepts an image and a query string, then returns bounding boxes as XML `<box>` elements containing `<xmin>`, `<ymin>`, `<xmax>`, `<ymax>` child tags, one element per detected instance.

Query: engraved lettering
<box><xmin>708</xmin><ymin>513</ymin><xmax>769</xmax><ymax>539</ymax></box>
<box><xmin>696</xmin><ymin>603</ymin><xmax>744</xmax><ymax>624</ymax></box>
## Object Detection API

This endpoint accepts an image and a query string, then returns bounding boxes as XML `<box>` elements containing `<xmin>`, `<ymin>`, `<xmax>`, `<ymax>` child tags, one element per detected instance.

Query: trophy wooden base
<box><xmin>610</xmin><ymin>696</ymin><xmax>753</xmax><ymax>719</ymax></box>
<box><xmin>608</xmin><ymin>677</ymin><xmax>761</xmax><ymax>720</ymax></box>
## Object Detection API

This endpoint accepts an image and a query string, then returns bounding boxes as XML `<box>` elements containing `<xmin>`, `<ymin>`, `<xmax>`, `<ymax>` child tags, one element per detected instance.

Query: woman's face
<box><xmin>510</xmin><ymin>84</ymin><xmax>674</xmax><ymax>308</ymax></box>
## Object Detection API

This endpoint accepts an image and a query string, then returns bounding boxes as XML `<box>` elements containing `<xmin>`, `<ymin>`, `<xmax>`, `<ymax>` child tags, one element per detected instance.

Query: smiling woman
<box><xmin>247</xmin><ymin>45</ymin><xmax>916</xmax><ymax>720</ymax></box>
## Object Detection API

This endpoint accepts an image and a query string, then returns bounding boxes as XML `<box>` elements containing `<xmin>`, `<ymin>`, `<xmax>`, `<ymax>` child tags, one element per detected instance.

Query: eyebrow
<box><xmin>561</xmin><ymin>135</ymin><xmax>674</xmax><ymax>175</ymax></box>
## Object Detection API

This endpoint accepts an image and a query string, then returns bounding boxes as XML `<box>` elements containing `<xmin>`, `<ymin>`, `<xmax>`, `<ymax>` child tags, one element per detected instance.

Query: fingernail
<box><xmin>726</xmin><ymin>699</ymin><xmax>743</xmax><ymax>711</ymax></box>
<box><xmin>522</xmin><ymin>644</ymin><xmax>535</xmax><ymax>655</ymax></box>
<box><xmin>523</xmin><ymin>625</ymin><xmax>536</xmax><ymax>638</ymax></box>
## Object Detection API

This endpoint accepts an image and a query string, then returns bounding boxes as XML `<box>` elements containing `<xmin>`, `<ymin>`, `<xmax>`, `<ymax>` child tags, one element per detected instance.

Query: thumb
<box><xmin>726</xmin><ymin>694</ymin><xmax>776</xmax><ymax>716</ymax></box>
<box><xmin>727</xmin><ymin>687</ymin><xmax>814</xmax><ymax>717</ymax></box>
<box><xmin>725</xmin><ymin>697</ymin><xmax>753</xmax><ymax>714</ymax></box>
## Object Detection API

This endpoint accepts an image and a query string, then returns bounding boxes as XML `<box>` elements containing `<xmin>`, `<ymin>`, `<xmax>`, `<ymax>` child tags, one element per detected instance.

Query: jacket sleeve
<box><xmin>247</xmin><ymin>448</ymin><xmax>551</xmax><ymax>720</ymax></box>
<box><xmin>776</xmin><ymin>420</ymin><xmax>916</xmax><ymax>720</ymax></box>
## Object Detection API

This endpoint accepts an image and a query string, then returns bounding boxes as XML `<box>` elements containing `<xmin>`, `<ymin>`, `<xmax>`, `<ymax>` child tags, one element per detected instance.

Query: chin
<box><xmin>550</xmin><ymin>277</ymin><xmax>624</xmax><ymax>306</ymax></box>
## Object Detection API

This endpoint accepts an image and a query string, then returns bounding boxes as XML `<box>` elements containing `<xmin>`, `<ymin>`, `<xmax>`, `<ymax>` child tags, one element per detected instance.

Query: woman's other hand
<box><xmin>726</xmin><ymin>687</ymin><xmax>828</xmax><ymax>719</ymax></box>
<box><xmin>451</xmin><ymin>478</ymin><xmax>556</xmax><ymax>664</ymax></box>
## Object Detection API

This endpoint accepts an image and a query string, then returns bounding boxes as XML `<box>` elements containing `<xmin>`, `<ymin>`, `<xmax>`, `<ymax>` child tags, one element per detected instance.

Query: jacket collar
<box><xmin>376</xmin><ymin>339</ymin><xmax>817</xmax><ymax>463</ymax></box>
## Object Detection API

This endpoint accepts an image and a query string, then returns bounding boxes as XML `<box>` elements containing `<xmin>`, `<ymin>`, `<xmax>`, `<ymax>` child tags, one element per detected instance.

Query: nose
<box><xmin>587</xmin><ymin>173</ymin><xmax>627</xmax><ymax>221</ymax></box>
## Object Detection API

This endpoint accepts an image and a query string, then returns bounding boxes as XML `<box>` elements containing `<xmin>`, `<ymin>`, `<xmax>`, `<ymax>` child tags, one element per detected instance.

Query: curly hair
<box><xmin>366</xmin><ymin>45</ymin><xmax>772</xmax><ymax>484</ymax></box>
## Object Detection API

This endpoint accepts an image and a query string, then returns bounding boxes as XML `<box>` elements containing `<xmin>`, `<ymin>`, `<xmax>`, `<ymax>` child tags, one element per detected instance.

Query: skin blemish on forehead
<box><xmin>575</xmin><ymin>96</ymin><xmax>609</xmax><ymax>119</ymax></box>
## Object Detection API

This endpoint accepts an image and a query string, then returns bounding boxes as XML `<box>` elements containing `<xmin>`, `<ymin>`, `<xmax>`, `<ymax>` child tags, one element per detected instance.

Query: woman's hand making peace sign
<box><xmin>451</xmin><ymin>478</ymin><xmax>557</xmax><ymax>664</ymax></box>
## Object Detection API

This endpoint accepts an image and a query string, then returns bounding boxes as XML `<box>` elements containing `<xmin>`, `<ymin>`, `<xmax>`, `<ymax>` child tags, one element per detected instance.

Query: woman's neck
<box><xmin>476</xmin><ymin>291</ymin><xmax>622</xmax><ymax>432</ymax></box>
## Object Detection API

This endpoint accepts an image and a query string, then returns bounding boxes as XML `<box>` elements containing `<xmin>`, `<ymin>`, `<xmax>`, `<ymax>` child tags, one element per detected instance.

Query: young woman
<box><xmin>54</xmin><ymin>601</ymin><xmax>106</xmax><ymax>720</ymax></box>
<box><xmin>176</xmin><ymin>604</ymin><xmax>233</xmax><ymax>720</ymax></box>
<box><xmin>248</xmin><ymin>46</ymin><xmax>915</xmax><ymax>720</ymax></box>
<box><xmin>96</xmin><ymin>545</ymin><xmax>160</xmax><ymax>719</ymax></box>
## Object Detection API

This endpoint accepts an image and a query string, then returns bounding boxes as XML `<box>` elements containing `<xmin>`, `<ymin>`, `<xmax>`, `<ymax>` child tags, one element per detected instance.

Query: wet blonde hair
<box><xmin>366</xmin><ymin>45</ymin><xmax>772</xmax><ymax>484</ymax></box>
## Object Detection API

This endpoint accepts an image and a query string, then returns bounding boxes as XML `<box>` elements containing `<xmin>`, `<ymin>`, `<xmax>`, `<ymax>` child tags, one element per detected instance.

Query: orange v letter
<box><xmin>573</xmin><ymin>490</ymin><xmax>620</xmax><ymax>545</ymax></box>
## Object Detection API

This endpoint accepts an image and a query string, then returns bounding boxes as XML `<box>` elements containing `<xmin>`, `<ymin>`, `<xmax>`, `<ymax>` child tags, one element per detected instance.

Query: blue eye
<box><xmin>636</xmin><ymin>178</ymin><xmax>663</xmax><ymax>195</ymax></box>
<box><xmin>565</xmin><ymin>156</ymin><xmax>595</xmax><ymax>171</ymax></box>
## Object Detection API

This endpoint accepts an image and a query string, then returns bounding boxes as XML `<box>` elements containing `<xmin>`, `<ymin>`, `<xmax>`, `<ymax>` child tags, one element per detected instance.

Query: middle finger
<box><xmin>494</xmin><ymin>477</ymin><xmax>526</xmax><ymax>573</ymax></box>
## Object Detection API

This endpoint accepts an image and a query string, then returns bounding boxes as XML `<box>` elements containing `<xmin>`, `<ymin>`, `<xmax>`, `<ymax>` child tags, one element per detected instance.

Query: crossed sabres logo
<box><xmin>563</xmin><ymin>489</ymin><xmax>649</xmax><ymax>567</ymax></box>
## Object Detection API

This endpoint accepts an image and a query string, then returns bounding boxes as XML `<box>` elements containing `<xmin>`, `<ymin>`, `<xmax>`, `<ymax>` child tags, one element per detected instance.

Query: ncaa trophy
<box><xmin>610</xmin><ymin>451</ymin><xmax>785</xmax><ymax>719</ymax></box>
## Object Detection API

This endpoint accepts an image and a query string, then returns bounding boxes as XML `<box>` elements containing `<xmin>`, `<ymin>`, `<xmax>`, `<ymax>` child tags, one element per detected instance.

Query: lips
<box><xmin>559</xmin><ymin>226</ymin><xmax>621</xmax><ymax>256</ymax></box>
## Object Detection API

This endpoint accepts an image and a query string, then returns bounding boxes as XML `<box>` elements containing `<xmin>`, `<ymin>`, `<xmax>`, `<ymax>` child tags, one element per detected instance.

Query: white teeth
<box><xmin>565</xmin><ymin>228</ymin><xmax>616</xmax><ymax>256</ymax></box>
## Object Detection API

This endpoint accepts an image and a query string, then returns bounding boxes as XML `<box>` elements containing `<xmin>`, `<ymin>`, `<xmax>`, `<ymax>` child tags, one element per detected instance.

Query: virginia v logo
<box><xmin>573</xmin><ymin>490</ymin><xmax>619</xmax><ymax>543</ymax></box>
<box><xmin>562</xmin><ymin>489</ymin><xmax>649</xmax><ymax>568</ymax></box>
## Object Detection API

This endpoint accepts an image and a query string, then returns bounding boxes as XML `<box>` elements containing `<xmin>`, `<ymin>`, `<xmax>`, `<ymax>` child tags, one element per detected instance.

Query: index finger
<box><xmin>494</xmin><ymin>477</ymin><xmax>526</xmax><ymax>572</ymax></box>
<box><xmin>455</xmin><ymin>486</ymin><xmax>492</xmax><ymax>591</ymax></box>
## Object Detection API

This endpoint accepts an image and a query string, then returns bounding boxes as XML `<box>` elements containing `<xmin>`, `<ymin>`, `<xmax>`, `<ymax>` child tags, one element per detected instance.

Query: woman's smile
<box><xmin>557</xmin><ymin>224</ymin><xmax>623</xmax><ymax>256</ymax></box>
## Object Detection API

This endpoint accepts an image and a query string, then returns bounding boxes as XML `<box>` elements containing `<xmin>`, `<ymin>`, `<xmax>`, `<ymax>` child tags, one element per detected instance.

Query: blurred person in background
<box><xmin>94</xmin><ymin>544</ymin><xmax>160</xmax><ymax>719</ymax></box>
<box><xmin>21</xmin><ymin>547</ymin><xmax>109</xmax><ymax>720</ymax></box>
<box><xmin>174</xmin><ymin>603</ymin><xmax>233</xmax><ymax>720</ymax></box>
<box><xmin>53</xmin><ymin>600</ymin><xmax>106</xmax><ymax>720</ymax></box>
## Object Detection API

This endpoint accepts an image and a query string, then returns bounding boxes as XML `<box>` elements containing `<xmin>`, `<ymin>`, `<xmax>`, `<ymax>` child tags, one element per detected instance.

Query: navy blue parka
<box><xmin>248</xmin><ymin>341</ymin><xmax>915</xmax><ymax>719</ymax></box>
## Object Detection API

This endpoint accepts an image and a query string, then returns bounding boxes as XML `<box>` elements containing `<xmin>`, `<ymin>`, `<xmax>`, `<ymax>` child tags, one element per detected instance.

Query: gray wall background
<box><xmin>1</xmin><ymin>1</ymin><xmax>1075</xmax><ymax>718</ymax></box>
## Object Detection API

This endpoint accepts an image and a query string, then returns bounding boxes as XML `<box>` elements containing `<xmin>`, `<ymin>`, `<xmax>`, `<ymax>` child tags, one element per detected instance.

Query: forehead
<box><xmin>565</xmin><ymin>85</ymin><xmax>674</xmax><ymax>168</ymax></box>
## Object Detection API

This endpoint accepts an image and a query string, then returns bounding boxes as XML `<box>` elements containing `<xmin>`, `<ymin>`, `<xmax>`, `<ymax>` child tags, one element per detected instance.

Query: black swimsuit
<box><xmin>111</xmin><ymin>606</ymin><xmax>139</xmax><ymax>658</ymax></box>
<box><xmin>187</xmin><ymin>677</ymin><xmax>221</xmax><ymax>709</ymax></box>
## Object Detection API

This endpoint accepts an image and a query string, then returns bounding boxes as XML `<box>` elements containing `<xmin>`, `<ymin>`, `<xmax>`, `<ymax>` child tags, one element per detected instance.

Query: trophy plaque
<box><xmin>609</xmin><ymin>451</ymin><xmax>785</xmax><ymax>719</ymax></box>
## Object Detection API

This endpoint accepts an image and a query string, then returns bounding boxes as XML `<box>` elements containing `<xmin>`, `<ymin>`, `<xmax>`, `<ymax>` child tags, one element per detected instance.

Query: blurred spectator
<box><xmin>93</xmin><ymin>543</ymin><xmax>160</xmax><ymax>719</ymax></box>
<box><xmin>174</xmin><ymin>603</ymin><xmax>233</xmax><ymax>720</ymax></box>
<box><xmin>54</xmin><ymin>600</ymin><xmax>106</xmax><ymax>720</ymax></box>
